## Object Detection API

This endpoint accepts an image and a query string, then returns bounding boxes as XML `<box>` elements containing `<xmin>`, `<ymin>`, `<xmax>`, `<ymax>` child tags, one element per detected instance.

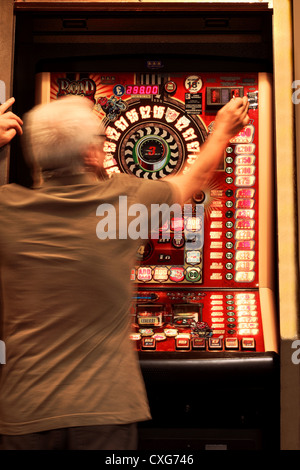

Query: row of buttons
<box><xmin>141</xmin><ymin>336</ymin><xmax>256</xmax><ymax>351</ymax></box>
<box><xmin>133</xmin><ymin>265</ymin><xmax>202</xmax><ymax>283</ymax></box>
<box><xmin>224</xmin><ymin>137</ymin><xmax>256</xmax><ymax>283</ymax></box>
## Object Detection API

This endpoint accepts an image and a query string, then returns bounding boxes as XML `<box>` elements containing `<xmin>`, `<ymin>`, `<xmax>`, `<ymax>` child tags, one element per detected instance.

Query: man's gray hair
<box><xmin>23</xmin><ymin>95</ymin><xmax>104</xmax><ymax>176</ymax></box>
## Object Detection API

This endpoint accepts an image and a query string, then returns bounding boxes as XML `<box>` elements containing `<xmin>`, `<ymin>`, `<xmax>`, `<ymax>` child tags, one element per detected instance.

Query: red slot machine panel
<box><xmin>36</xmin><ymin>70</ymin><xmax>276</xmax><ymax>355</ymax></box>
<box><xmin>130</xmin><ymin>289</ymin><xmax>264</xmax><ymax>352</ymax></box>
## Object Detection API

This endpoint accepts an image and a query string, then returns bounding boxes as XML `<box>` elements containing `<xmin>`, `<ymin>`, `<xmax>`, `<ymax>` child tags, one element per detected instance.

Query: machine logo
<box><xmin>56</xmin><ymin>78</ymin><xmax>96</xmax><ymax>103</ymax></box>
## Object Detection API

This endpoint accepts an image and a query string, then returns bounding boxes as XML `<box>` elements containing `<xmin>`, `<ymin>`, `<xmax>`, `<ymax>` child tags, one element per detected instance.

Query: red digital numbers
<box><xmin>126</xmin><ymin>85</ymin><xmax>159</xmax><ymax>95</ymax></box>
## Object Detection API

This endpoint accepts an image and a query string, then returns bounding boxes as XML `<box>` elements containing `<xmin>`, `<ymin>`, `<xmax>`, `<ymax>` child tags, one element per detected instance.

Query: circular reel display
<box><xmin>103</xmin><ymin>97</ymin><xmax>207</xmax><ymax>180</ymax></box>
<box><xmin>121</xmin><ymin>123</ymin><xmax>182</xmax><ymax>179</ymax></box>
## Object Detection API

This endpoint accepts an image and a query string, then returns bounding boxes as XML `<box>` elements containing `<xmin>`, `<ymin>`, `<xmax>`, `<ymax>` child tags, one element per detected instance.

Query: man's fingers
<box><xmin>1</xmin><ymin>111</ymin><xmax>23</xmax><ymax>126</ymax></box>
<box><xmin>4</xmin><ymin>128</ymin><xmax>18</xmax><ymax>141</ymax></box>
<box><xmin>0</xmin><ymin>97</ymin><xmax>15</xmax><ymax>115</ymax></box>
<box><xmin>2</xmin><ymin>118</ymin><xmax>23</xmax><ymax>135</ymax></box>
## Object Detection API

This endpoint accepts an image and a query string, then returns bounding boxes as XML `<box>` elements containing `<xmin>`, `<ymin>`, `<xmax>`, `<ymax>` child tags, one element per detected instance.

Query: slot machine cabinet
<box><xmin>35</xmin><ymin>69</ymin><xmax>279</xmax><ymax>450</ymax></box>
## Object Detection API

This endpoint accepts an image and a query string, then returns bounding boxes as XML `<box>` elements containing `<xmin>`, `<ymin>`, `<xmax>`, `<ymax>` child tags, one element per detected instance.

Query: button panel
<box><xmin>130</xmin><ymin>289</ymin><xmax>263</xmax><ymax>352</ymax></box>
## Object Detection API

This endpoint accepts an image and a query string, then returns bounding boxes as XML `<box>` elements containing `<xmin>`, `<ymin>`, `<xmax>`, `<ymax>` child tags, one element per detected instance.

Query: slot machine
<box><xmin>36</xmin><ymin>69</ymin><xmax>278</xmax><ymax>450</ymax></box>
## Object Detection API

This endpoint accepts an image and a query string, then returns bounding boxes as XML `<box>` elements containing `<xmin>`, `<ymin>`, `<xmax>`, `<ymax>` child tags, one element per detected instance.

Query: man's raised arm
<box><xmin>167</xmin><ymin>96</ymin><xmax>249</xmax><ymax>204</ymax></box>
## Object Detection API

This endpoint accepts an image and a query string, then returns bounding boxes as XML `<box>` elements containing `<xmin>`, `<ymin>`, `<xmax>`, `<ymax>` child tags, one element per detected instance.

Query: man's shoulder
<box><xmin>0</xmin><ymin>182</ymin><xmax>27</xmax><ymax>195</ymax></box>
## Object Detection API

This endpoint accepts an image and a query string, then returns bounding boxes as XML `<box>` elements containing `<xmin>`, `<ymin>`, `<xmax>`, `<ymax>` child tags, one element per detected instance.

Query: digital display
<box><xmin>126</xmin><ymin>85</ymin><xmax>159</xmax><ymax>95</ymax></box>
<box><xmin>206</xmin><ymin>87</ymin><xmax>244</xmax><ymax>109</ymax></box>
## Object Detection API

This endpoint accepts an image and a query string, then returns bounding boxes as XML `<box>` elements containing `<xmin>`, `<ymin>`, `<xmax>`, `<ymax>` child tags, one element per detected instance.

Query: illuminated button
<box><xmin>139</xmin><ymin>328</ymin><xmax>154</xmax><ymax>336</ymax></box>
<box><xmin>226</xmin><ymin>167</ymin><xmax>233</xmax><ymax>174</ymax></box>
<box><xmin>169</xmin><ymin>267</ymin><xmax>185</xmax><ymax>282</ymax></box>
<box><xmin>186</xmin><ymin>267</ymin><xmax>201</xmax><ymax>282</ymax></box>
<box><xmin>153</xmin><ymin>267</ymin><xmax>169</xmax><ymax>281</ymax></box>
<box><xmin>235</xmin><ymin>251</ymin><xmax>255</xmax><ymax>261</ymax></box>
<box><xmin>171</xmin><ymin>217</ymin><xmax>184</xmax><ymax>232</ymax></box>
<box><xmin>235</xmin><ymin>261</ymin><xmax>255</xmax><ymax>271</ymax></box>
<box><xmin>141</xmin><ymin>337</ymin><xmax>156</xmax><ymax>350</ymax></box>
<box><xmin>192</xmin><ymin>337</ymin><xmax>206</xmax><ymax>350</ymax></box>
<box><xmin>235</xmin><ymin>220</ymin><xmax>255</xmax><ymax>229</ymax></box>
<box><xmin>236</xmin><ymin>305</ymin><xmax>257</xmax><ymax>311</ymax></box>
<box><xmin>236</xmin><ymin>198</ymin><xmax>255</xmax><ymax>209</ymax></box>
<box><xmin>137</xmin><ymin>267</ymin><xmax>152</xmax><ymax>282</ymax></box>
<box><xmin>186</xmin><ymin>250</ymin><xmax>201</xmax><ymax>265</ymax></box>
<box><xmin>175</xmin><ymin>337</ymin><xmax>190</xmax><ymax>350</ymax></box>
<box><xmin>225</xmin><ymin>231</ymin><xmax>234</xmax><ymax>239</ymax></box>
<box><xmin>225</xmin><ymin>221</ymin><xmax>234</xmax><ymax>229</ymax></box>
<box><xmin>185</xmin><ymin>217</ymin><xmax>201</xmax><ymax>231</ymax></box>
<box><xmin>225</xmin><ymin>156</ymin><xmax>234</xmax><ymax>164</ymax></box>
<box><xmin>235</xmin><ymin>293</ymin><xmax>256</xmax><ymax>300</ymax></box>
<box><xmin>230</xmin><ymin>125</ymin><xmax>254</xmax><ymax>144</ymax></box>
<box><xmin>208</xmin><ymin>338</ymin><xmax>223</xmax><ymax>350</ymax></box>
<box><xmin>225</xmin><ymin>252</ymin><xmax>233</xmax><ymax>259</ymax></box>
<box><xmin>236</xmin><ymin>311</ymin><xmax>258</xmax><ymax>318</ymax></box>
<box><xmin>236</xmin><ymin>299</ymin><xmax>256</xmax><ymax>305</ymax></box>
<box><xmin>130</xmin><ymin>333</ymin><xmax>141</xmax><ymax>341</ymax></box>
<box><xmin>226</xmin><ymin>146</ymin><xmax>233</xmax><ymax>153</ymax></box>
<box><xmin>235</xmin><ymin>230</ymin><xmax>255</xmax><ymax>240</ymax></box>
<box><xmin>238</xmin><ymin>323</ymin><xmax>259</xmax><ymax>330</ymax></box>
<box><xmin>235</xmin><ymin>188</ymin><xmax>255</xmax><ymax>199</ymax></box>
<box><xmin>164</xmin><ymin>328</ymin><xmax>178</xmax><ymax>337</ymax></box>
<box><xmin>226</xmin><ymin>241</ymin><xmax>234</xmax><ymax>249</ymax></box>
<box><xmin>236</xmin><ymin>209</ymin><xmax>255</xmax><ymax>219</ymax></box>
<box><xmin>235</xmin><ymin>176</ymin><xmax>255</xmax><ymax>187</ymax></box>
<box><xmin>226</xmin><ymin>200</ymin><xmax>234</xmax><ymax>208</ymax></box>
<box><xmin>238</xmin><ymin>316</ymin><xmax>258</xmax><ymax>322</ymax></box>
<box><xmin>241</xmin><ymin>338</ymin><xmax>256</xmax><ymax>350</ymax></box>
<box><xmin>235</xmin><ymin>272</ymin><xmax>255</xmax><ymax>282</ymax></box>
<box><xmin>235</xmin><ymin>240</ymin><xmax>255</xmax><ymax>250</ymax></box>
<box><xmin>235</xmin><ymin>155</ymin><xmax>255</xmax><ymax>165</ymax></box>
<box><xmin>235</xmin><ymin>166</ymin><xmax>255</xmax><ymax>176</ymax></box>
<box><xmin>238</xmin><ymin>329</ymin><xmax>251</xmax><ymax>335</ymax></box>
<box><xmin>235</xmin><ymin>144</ymin><xmax>255</xmax><ymax>154</ymax></box>
<box><xmin>225</xmin><ymin>337</ymin><xmax>239</xmax><ymax>350</ymax></box>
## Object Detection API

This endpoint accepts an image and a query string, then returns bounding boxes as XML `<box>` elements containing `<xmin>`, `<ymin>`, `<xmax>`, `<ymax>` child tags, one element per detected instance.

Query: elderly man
<box><xmin>0</xmin><ymin>95</ymin><xmax>248</xmax><ymax>450</ymax></box>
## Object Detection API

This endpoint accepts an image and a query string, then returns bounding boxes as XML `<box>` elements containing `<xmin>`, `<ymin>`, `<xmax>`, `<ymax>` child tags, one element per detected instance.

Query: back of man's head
<box><xmin>23</xmin><ymin>95</ymin><xmax>103</xmax><ymax>175</ymax></box>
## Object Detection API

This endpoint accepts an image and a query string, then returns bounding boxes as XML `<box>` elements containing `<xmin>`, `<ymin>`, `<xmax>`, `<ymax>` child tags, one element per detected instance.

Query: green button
<box><xmin>185</xmin><ymin>267</ymin><xmax>201</xmax><ymax>282</ymax></box>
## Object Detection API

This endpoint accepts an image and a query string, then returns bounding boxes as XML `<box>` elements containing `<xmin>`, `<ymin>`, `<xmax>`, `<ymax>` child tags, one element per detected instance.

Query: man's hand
<box><xmin>0</xmin><ymin>97</ymin><xmax>23</xmax><ymax>148</ymax></box>
<box><xmin>167</xmin><ymin>96</ymin><xmax>250</xmax><ymax>204</ymax></box>
<box><xmin>213</xmin><ymin>96</ymin><xmax>250</xmax><ymax>141</ymax></box>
